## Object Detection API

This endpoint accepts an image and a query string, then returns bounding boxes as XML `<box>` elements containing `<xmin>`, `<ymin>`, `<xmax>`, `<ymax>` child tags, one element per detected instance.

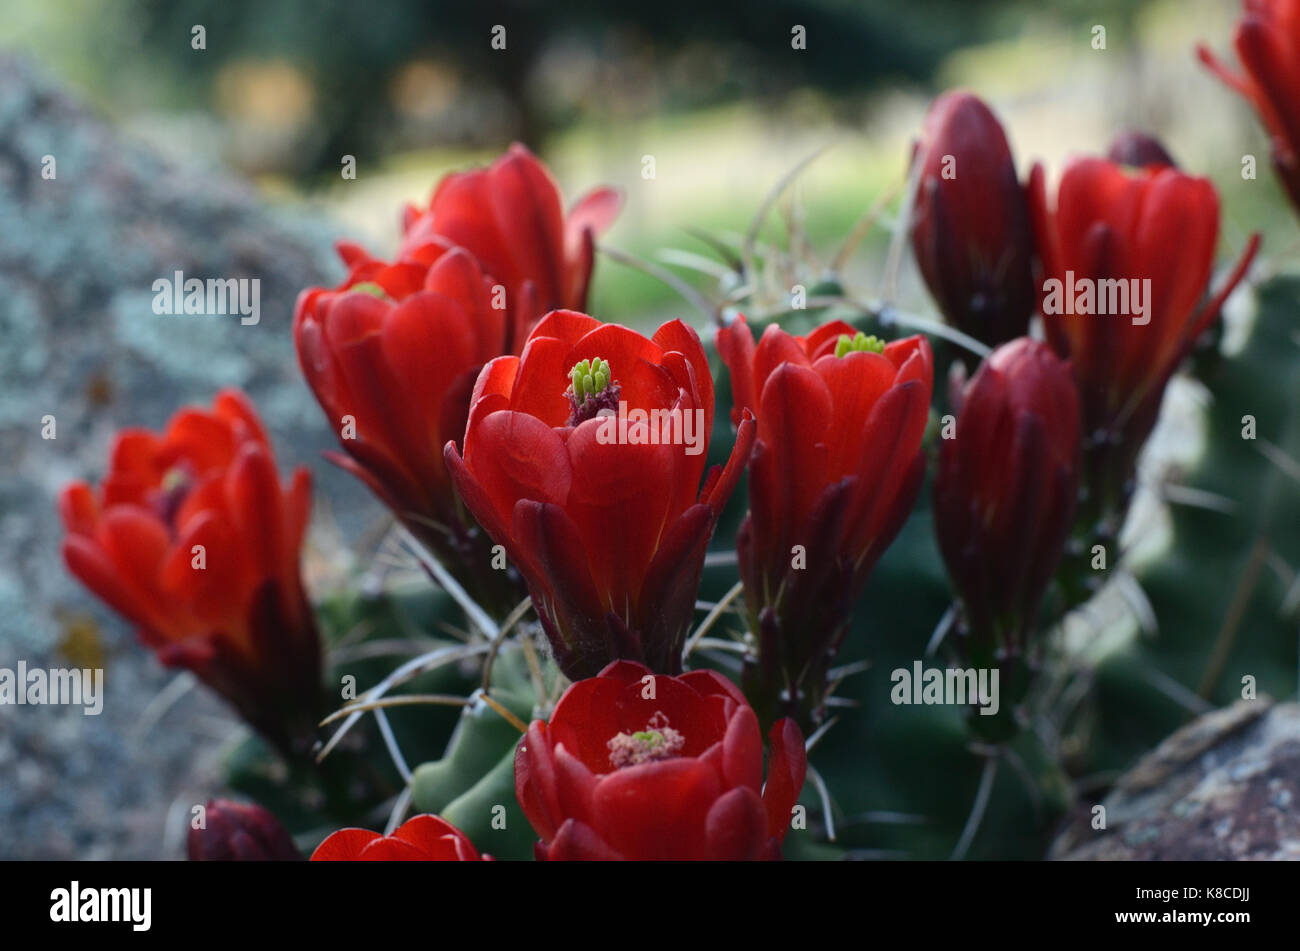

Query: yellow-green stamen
<box><xmin>835</xmin><ymin>332</ymin><xmax>886</xmax><ymax>357</ymax></box>
<box><xmin>570</xmin><ymin>357</ymin><xmax>612</xmax><ymax>403</ymax></box>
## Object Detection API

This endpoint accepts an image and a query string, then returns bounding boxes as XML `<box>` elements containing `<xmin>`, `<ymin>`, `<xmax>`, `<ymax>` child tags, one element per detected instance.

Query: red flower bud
<box><xmin>398</xmin><ymin>143</ymin><xmax>622</xmax><ymax>352</ymax></box>
<box><xmin>717</xmin><ymin>317</ymin><xmax>933</xmax><ymax>727</ymax></box>
<box><xmin>295</xmin><ymin>246</ymin><xmax>522</xmax><ymax>616</ymax></box>
<box><xmin>933</xmin><ymin>339</ymin><xmax>1081</xmax><ymax>657</ymax></box>
<box><xmin>910</xmin><ymin>92</ymin><xmax>1037</xmax><ymax>346</ymax></box>
<box><xmin>188</xmin><ymin>799</ymin><xmax>303</xmax><ymax>861</ymax></box>
<box><xmin>516</xmin><ymin>661</ymin><xmax>805</xmax><ymax>860</ymax></box>
<box><xmin>311</xmin><ymin>814</ymin><xmax>490</xmax><ymax>861</ymax></box>
<box><xmin>445</xmin><ymin>311</ymin><xmax>755</xmax><ymax>679</ymax></box>
<box><xmin>1106</xmin><ymin>130</ymin><xmax>1178</xmax><ymax>169</ymax></box>
<box><xmin>1027</xmin><ymin>157</ymin><xmax>1258</xmax><ymax>527</ymax></box>
<box><xmin>1199</xmin><ymin>1</ymin><xmax>1300</xmax><ymax>216</ymax></box>
<box><xmin>59</xmin><ymin>390</ymin><xmax>322</xmax><ymax>757</ymax></box>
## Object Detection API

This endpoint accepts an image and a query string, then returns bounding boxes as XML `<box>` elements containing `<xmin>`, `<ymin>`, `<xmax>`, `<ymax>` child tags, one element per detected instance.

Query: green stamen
<box><xmin>569</xmin><ymin>357</ymin><xmax>612</xmax><ymax>402</ymax></box>
<box><xmin>350</xmin><ymin>281</ymin><xmax>389</xmax><ymax>299</ymax></box>
<box><xmin>161</xmin><ymin>467</ymin><xmax>189</xmax><ymax>493</ymax></box>
<box><xmin>835</xmin><ymin>332</ymin><xmax>886</xmax><ymax>358</ymax></box>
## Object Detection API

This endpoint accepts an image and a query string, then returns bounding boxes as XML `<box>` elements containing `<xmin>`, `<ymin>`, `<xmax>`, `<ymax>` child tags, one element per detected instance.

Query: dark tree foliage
<box><xmin>128</xmin><ymin>0</ymin><xmax>1030</xmax><ymax>176</ymax></box>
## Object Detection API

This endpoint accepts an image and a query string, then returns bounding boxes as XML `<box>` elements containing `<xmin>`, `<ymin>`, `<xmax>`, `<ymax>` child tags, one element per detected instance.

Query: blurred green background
<box><xmin>5</xmin><ymin>0</ymin><xmax>1290</xmax><ymax>323</ymax></box>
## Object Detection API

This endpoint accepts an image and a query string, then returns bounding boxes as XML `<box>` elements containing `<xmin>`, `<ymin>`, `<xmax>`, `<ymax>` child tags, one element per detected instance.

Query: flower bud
<box><xmin>910</xmin><ymin>91</ymin><xmax>1037</xmax><ymax>346</ymax></box>
<box><xmin>188</xmin><ymin>799</ymin><xmax>303</xmax><ymax>861</ymax></box>
<box><xmin>934</xmin><ymin>339</ymin><xmax>1081</xmax><ymax>662</ymax></box>
<box><xmin>1106</xmin><ymin>130</ymin><xmax>1177</xmax><ymax>169</ymax></box>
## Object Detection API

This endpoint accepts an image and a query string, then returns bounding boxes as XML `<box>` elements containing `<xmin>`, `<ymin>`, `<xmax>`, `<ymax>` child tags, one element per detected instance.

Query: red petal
<box><xmin>763</xmin><ymin>718</ymin><xmax>807</xmax><ymax>843</ymax></box>
<box><xmin>547</xmin><ymin>676</ymin><xmax>627</xmax><ymax>773</ymax></box>
<box><xmin>562</xmin><ymin>416</ymin><xmax>679</xmax><ymax>612</ymax></box>
<box><xmin>721</xmin><ymin>705</ymin><xmax>763</xmax><ymax>792</ymax></box>
<box><xmin>462</xmin><ymin>410</ymin><xmax>572</xmax><ymax>532</ymax></box>
<box><xmin>704</xmin><ymin>786</ymin><xmax>767</xmax><ymax>860</ymax></box>
<box><xmin>716</xmin><ymin>315</ymin><xmax>758</xmax><ymax>424</ymax></box>
<box><xmin>545</xmin><ymin>819</ymin><xmax>625</xmax><ymax>861</ymax></box>
<box><xmin>589</xmin><ymin>758</ymin><xmax>722</xmax><ymax>860</ymax></box>
<box><xmin>509</xmin><ymin>333</ymin><xmax>578</xmax><ymax>426</ymax></box>
<box><xmin>652</xmin><ymin>319</ymin><xmax>713</xmax><ymax>432</ymax></box>
<box><xmin>59</xmin><ymin>483</ymin><xmax>99</xmax><ymax>535</ymax></box>
<box><xmin>516</xmin><ymin>723</ymin><xmax>563</xmax><ymax>843</ymax></box>
<box><xmin>527</xmin><ymin>309</ymin><xmax>602</xmax><ymax>349</ymax></box>
<box><xmin>310</xmin><ymin>828</ymin><xmax>380</xmax><ymax>861</ymax></box>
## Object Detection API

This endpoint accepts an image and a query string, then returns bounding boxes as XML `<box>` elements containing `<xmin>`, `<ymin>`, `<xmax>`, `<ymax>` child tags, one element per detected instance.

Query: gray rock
<box><xmin>1051</xmin><ymin>698</ymin><xmax>1300</xmax><ymax>860</ymax></box>
<box><xmin>0</xmin><ymin>54</ymin><xmax>376</xmax><ymax>858</ymax></box>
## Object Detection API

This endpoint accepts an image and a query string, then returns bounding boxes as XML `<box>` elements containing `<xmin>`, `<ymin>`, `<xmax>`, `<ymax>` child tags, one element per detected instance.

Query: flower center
<box><xmin>153</xmin><ymin>464</ymin><xmax>195</xmax><ymax>527</ymax></box>
<box><xmin>607</xmin><ymin>712</ymin><xmax>685</xmax><ymax>768</ymax></box>
<box><xmin>834</xmin><ymin>331</ymin><xmax>886</xmax><ymax>357</ymax></box>
<box><xmin>566</xmin><ymin>357</ymin><xmax>621</xmax><ymax>425</ymax></box>
<box><xmin>349</xmin><ymin>281</ymin><xmax>390</xmax><ymax>299</ymax></box>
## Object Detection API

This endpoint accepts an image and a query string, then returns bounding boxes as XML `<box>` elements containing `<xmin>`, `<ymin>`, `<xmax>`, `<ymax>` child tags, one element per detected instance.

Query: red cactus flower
<box><xmin>188</xmin><ymin>799</ymin><xmax>303</xmax><ymax>861</ymax></box>
<box><xmin>516</xmin><ymin>661</ymin><xmax>806</xmax><ymax>861</ymax></box>
<box><xmin>59</xmin><ymin>390</ymin><xmax>322</xmax><ymax>757</ymax></box>
<box><xmin>295</xmin><ymin>246</ymin><xmax>522</xmax><ymax>617</ymax></box>
<box><xmin>1199</xmin><ymin>0</ymin><xmax>1300</xmax><ymax>216</ymax></box>
<box><xmin>717</xmin><ymin>317</ymin><xmax>933</xmax><ymax>728</ymax></box>
<box><xmin>1027</xmin><ymin>157</ymin><xmax>1259</xmax><ymax>532</ymax></box>
<box><xmin>910</xmin><ymin>91</ymin><xmax>1037</xmax><ymax>346</ymax></box>
<box><xmin>445</xmin><ymin>310</ymin><xmax>755</xmax><ymax>679</ymax></box>
<box><xmin>397</xmin><ymin>143</ymin><xmax>622</xmax><ymax>352</ymax></box>
<box><xmin>311</xmin><ymin>815</ymin><xmax>489</xmax><ymax>861</ymax></box>
<box><xmin>933</xmin><ymin>339</ymin><xmax>1081</xmax><ymax>682</ymax></box>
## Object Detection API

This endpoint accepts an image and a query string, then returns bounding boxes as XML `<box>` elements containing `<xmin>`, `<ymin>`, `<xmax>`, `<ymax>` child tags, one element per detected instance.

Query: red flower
<box><xmin>910</xmin><ymin>91</ymin><xmax>1037</xmax><ymax>346</ymax></box>
<box><xmin>58</xmin><ymin>390</ymin><xmax>322</xmax><ymax>757</ymax></box>
<box><xmin>933</xmin><ymin>339</ymin><xmax>1081</xmax><ymax>674</ymax></box>
<box><xmin>188</xmin><ymin>799</ymin><xmax>303</xmax><ymax>861</ymax></box>
<box><xmin>717</xmin><ymin>317</ymin><xmax>932</xmax><ymax>728</ymax></box>
<box><xmin>295</xmin><ymin>246</ymin><xmax>521</xmax><ymax>616</ymax></box>
<box><xmin>445</xmin><ymin>310</ymin><xmax>755</xmax><ymax>679</ymax></box>
<box><xmin>1027</xmin><ymin>157</ymin><xmax>1258</xmax><ymax>529</ymax></box>
<box><xmin>515</xmin><ymin>661</ymin><xmax>806</xmax><ymax>861</ymax></box>
<box><xmin>397</xmin><ymin>143</ymin><xmax>622</xmax><ymax>352</ymax></box>
<box><xmin>1199</xmin><ymin>1</ymin><xmax>1300</xmax><ymax>215</ymax></box>
<box><xmin>311</xmin><ymin>815</ymin><xmax>489</xmax><ymax>861</ymax></box>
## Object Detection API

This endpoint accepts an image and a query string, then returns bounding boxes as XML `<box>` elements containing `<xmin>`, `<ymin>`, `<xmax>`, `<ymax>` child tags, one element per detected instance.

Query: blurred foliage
<box><xmin>44</xmin><ymin>0</ymin><xmax>1137</xmax><ymax>177</ymax></box>
<box><xmin>1080</xmin><ymin>277</ymin><xmax>1300</xmax><ymax>772</ymax></box>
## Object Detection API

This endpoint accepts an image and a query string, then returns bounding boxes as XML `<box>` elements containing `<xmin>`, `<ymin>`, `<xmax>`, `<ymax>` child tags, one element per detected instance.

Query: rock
<box><xmin>1051</xmin><ymin>698</ymin><xmax>1300</xmax><ymax>860</ymax></box>
<box><xmin>0</xmin><ymin>54</ymin><xmax>373</xmax><ymax>858</ymax></box>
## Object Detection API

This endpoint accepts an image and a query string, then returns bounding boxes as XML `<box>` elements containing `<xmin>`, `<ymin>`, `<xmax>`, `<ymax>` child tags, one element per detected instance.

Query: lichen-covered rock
<box><xmin>1051</xmin><ymin>698</ymin><xmax>1300</xmax><ymax>860</ymax></box>
<box><xmin>0</xmin><ymin>54</ymin><xmax>367</xmax><ymax>858</ymax></box>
